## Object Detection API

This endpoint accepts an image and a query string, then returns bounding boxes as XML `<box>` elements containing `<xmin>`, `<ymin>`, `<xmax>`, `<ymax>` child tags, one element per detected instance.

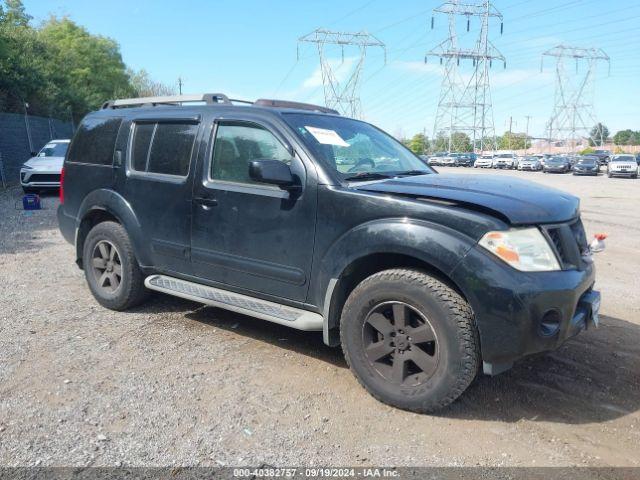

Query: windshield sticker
<box><xmin>304</xmin><ymin>126</ymin><xmax>350</xmax><ymax>147</ymax></box>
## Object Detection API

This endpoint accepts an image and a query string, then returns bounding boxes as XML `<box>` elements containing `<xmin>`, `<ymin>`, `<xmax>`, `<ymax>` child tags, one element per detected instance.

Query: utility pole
<box><xmin>178</xmin><ymin>77</ymin><xmax>183</xmax><ymax>95</ymax></box>
<box><xmin>524</xmin><ymin>115</ymin><xmax>531</xmax><ymax>154</ymax></box>
<box><xmin>298</xmin><ymin>29</ymin><xmax>386</xmax><ymax>119</ymax></box>
<box><xmin>427</xmin><ymin>1</ymin><xmax>505</xmax><ymax>153</ymax></box>
<box><xmin>541</xmin><ymin>44</ymin><xmax>609</xmax><ymax>153</ymax></box>
<box><xmin>507</xmin><ymin>116</ymin><xmax>513</xmax><ymax>150</ymax></box>
<box><xmin>23</xmin><ymin>101</ymin><xmax>33</xmax><ymax>154</ymax></box>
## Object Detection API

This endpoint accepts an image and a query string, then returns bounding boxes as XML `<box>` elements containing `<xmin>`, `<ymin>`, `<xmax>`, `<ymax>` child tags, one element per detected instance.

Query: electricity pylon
<box><xmin>427</xmin><ymin>1</ymin><xmax>505</xmax><ymax>153</ymax></box>
<box><xmin>298</xmin><ymin>29</ymin><xmax>386</xmax><ymax>119</ymax></box>
<box><xmin>541</xmin><ymin>45</ymin><xmax>610</xmax><ymax>151</ymax></box>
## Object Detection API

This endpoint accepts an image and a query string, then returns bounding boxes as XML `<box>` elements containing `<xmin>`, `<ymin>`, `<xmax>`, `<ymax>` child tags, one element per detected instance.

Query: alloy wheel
<box><xmin>91</xmin><ymin>240</ymin><xmax>122</xmax><ymax>293</ymax></box>
<box><xmin>362</xmin><ymin>301</ymin><xmax>439</xmax><ymax>387</ymax></box>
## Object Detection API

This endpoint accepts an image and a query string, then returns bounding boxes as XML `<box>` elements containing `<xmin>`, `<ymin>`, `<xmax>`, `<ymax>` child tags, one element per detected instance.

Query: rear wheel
<box><xmin>340</xmin><ymin>268</ymin><xmax>479</xmax><ymax>413</ymax></box>
<box><xmin>83</xmin><ymin>221</ymin><xmax>149</xmax><ymax>310</ymax></box>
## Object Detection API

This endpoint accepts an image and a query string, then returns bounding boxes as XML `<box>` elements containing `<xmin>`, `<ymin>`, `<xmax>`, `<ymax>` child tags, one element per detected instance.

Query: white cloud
<box><xmin>302</xmin><ymin>57</ymin><xmax>357</xmax><ymax>88</ymax></box>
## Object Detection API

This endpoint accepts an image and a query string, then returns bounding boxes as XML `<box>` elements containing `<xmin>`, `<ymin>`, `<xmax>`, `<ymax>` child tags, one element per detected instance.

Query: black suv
<box><xmin>58</xmin><ymin>94</ymin><xmax>600</xmax><ymax>412</ymax></box>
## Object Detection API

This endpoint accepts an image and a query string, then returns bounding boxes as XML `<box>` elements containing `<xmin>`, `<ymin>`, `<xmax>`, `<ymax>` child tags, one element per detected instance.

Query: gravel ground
<box><xmin>0</xmin><ymin>169</ymin><xmax>639</xmax><ymax>467</ymax></box>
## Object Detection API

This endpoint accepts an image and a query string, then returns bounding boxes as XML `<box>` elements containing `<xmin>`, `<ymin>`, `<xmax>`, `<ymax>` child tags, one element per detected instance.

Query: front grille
<box><xmin>544</xmin><ymin>219</ymin><xmax>588</xmax><ymax>270</ymax></box>
<box><xmin>27</xmin><ymin>173</ymin><xmax>60</xmax><ymax>183</ymax></box>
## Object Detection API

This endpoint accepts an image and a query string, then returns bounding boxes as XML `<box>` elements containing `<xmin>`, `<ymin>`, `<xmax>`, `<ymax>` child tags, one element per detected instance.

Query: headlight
<box><xmin>478</xmin><ymin>228</ymin><xmax>561</xmax><ymax>272</ymax></box>
<box><xmin>21</xmin><ymin>163</ymin><xmax>33</xmax><ymax>170</ymax></box>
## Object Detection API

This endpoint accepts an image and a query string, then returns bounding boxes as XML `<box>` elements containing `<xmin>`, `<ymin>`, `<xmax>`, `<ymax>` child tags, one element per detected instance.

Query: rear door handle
<box><xmin>194</xmin><ymin>197</ymin><xmax>218</xmax><ymax>209</ymax></box>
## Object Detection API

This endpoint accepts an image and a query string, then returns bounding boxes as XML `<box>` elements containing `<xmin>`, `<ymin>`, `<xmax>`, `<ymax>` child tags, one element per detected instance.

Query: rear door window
<box><xmin>130</xmin><ymin>121</ymin><xmax>198</xmax><ymax>177</ymax></box>
<box><xmin>67</xmin><ymin>116</ymin><xmax>122</xmax><ymax>165</ymax></box>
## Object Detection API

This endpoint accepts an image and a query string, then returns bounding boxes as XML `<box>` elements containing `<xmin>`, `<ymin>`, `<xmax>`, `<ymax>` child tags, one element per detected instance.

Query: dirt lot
<box><xmin>0</xmin><ymin>168</ymin><xmax>639</xmax><ymax>467</ymax></box>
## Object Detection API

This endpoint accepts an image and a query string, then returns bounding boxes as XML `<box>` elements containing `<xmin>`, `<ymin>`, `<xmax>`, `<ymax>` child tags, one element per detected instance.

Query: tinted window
<box><xmin>130</xmin><ymin>122</ymin><xmax>198</xmax><ymax>177</ymax></box>
<box><xmin>211</xmin><ymin>123</ymin><xmax>293</xmax><ymax>184</ymax></box>
<box><xmin>67</xmin><ymin>116</ymin><xmax>122</xmax><ymax>165</ymax></box>
<box><xmin>132</xmin><ymin>123</ymin><xmax>155</xmax><ymax>171</ymax></box>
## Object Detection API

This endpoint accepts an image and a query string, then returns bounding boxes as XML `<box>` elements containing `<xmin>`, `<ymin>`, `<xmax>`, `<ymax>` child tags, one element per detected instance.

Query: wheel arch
<box><xmin>75</xmin><ymin>189</ymin><xmax>148</xmax><ymax>268</ymax></box>
<box><xmin>317</xmin><ymin>219</ymin><xmax>476</xmax><ymax>347</ymax></box>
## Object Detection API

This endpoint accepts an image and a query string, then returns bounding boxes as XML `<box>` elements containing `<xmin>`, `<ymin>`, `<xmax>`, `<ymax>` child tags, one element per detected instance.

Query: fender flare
<box><xmin>313</xmin><ymin>218</ymin><xmax>476</xmax><ymax>345</ymax></box>
<box><xmin>75</xmin><ymin>189</ymin><xmax>150</xmax><ymax>266</ymax></box>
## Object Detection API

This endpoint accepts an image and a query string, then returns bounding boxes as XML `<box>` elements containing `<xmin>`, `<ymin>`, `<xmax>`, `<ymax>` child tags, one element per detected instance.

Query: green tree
<box><xmin>589</xmin><ymin>123</ymin><xmax>609</xmax><ymax>146</ymax></box>
<box><xmin>2</xmin><ymin>0</ymin><xmax>32</xmax><ymax>27</ymax></box>
<box><xmin>407</xmin><ymin>133</ymin><xmax>429</xmax><ymax>155</ymax></box>
<box><xmin>38</xmin><ymin>17</ymin><xmax>135</xmax><ymax>120</ymax></box>
<box><xmin>129</xmin><ymin>69</ymin><xmax>176</xmax><ymax>97</ymax></box>
<box><xmin>498</xmin><ymin>131</ymin><xmax>528</xmax><ymax>150</ymax></box>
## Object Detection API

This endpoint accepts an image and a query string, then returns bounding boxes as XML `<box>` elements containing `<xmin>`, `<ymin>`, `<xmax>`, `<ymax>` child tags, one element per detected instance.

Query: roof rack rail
<box><xmin>254</xmin><ymin>99</ymin><xmax>339</xmax><ymax>115</ymax></box>
<box><xmin>101</xmin><ymin>93</ymin><xmax>232</xmax><ymax>109</ymax></box>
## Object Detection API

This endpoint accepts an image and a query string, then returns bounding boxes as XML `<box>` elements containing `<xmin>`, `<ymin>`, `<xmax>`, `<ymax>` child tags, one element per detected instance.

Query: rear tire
<box><xmin>340</xmin><ymin>268</ymin><xmax>479</xmax><ymax>413</ymax></box>
<box><xmin>82</xmin><ymin>221</ymin><xmax>149</xmax><ymax>311</ymax></box>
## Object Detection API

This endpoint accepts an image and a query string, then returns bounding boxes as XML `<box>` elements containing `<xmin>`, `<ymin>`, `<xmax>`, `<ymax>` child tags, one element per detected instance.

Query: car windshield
<box><xmin>283</xmin><ymin>113</ymin><xmax>433</xmax><ymax>180</ymax></box>
<box><xmin>38</xmin><ymin>142</ymin><xmax>68</xmax><ymax>157</ymax></box>
<box><xmin>546</xmin><ymin>157</ymin><xmax>565</xmax><ymax>164</ymax></box>
<box><xmin>612</xmin><ymin>155</ymin><xmax>635</xmax><ymax>162</ymax></box>
<box><xmin>577</xmin><ymin>158</ymin><xmax>597</xmax><ymax>165</ymax></box>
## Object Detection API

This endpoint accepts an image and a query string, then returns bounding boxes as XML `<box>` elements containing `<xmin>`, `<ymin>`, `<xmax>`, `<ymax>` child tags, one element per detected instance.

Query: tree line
<box><xmin>0</xmin><ymin>0</ymin><xmax>175</xmax><ymax>123</ymax></box>
<box><xmin>402</xmin><ymin>123</ymin><xmax>639</xmax><ymax>155</ymax></box>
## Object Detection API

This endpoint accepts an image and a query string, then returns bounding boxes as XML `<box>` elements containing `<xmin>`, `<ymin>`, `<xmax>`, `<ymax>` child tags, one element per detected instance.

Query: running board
<box><xmin>144</xmin><ymin>275</ymin><xmax>323</xmax><ymax>331</ymax></box>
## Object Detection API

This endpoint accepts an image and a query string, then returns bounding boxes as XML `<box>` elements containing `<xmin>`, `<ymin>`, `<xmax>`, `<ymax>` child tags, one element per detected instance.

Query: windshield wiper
<box><xmin>395</xmin><ymin>170</ymin><xmax>431</xmax><ymax>176</ymax></box>
<box><xmin>344</xmin><ymin>172</ymin><xmax>394</xmax><ymax>181</ymax></box>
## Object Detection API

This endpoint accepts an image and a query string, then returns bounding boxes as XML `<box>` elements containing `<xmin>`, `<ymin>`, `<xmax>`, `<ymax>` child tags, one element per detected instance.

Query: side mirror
<box><xmin>30</xmin><ymin>151</ymin><xmax>37</xmax><ymax>157</ymax></box>
<box><xmin>249</xmin><ymin>160</ymin><xmax>296</xmax><ymax>189</ymax></box>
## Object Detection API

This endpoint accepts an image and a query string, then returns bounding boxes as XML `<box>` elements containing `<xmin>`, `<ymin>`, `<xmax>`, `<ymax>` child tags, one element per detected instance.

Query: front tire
<box><xmin>82</xmin><ymin>221</ymin><xmax>149</xmax><ymax>311</ymax></box>
<box><xmin>340</xmin><ymin>269</ymin><xmax>479</xmax><ymax>413</ymax></box>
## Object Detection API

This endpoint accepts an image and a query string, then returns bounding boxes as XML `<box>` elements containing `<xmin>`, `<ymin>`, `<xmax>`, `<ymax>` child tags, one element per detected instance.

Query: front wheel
<box><xmin>340</xmin><ymin>269</ymin><xmax>480</xmax><ymax>413</ymax></box>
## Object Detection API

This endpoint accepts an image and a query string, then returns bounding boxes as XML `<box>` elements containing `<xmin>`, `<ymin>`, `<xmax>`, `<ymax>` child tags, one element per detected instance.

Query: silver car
<box><xmin>20</xmin><ymin>139</ymin><xmax>70</xmax><ymax>193</ymax></box>
<box><xmin>517</xmin><ymin>157</ymin><xmax>542</xmax><ymax>171</ymax></box>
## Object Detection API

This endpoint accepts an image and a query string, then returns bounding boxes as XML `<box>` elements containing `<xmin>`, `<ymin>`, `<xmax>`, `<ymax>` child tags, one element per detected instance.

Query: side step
<box><xmin>144</xmin><ymin>275</ymin><xmax>323</xmax><ymax>331</ymax></box>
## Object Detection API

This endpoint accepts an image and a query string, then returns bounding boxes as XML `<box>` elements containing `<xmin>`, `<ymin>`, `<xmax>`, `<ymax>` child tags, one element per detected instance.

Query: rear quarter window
<box><xmin>67</xmin><ymin>116</ymin><xmax>122</xmax><ymax>165</ymax></box>
<box><xmin>130</xmin><ymin>121</ymin><xmax>198</xmax><ymax>177</ymax></box>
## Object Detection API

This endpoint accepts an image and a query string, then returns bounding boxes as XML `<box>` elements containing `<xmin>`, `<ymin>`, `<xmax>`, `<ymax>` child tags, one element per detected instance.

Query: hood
<box><xmin>23</xmin><ymin>156</ymin><xmax>64</xmax><ymax>170</ymax></box>
<box><xmin>353</xmin><ymin>173</ymin><xmax>580</xmax><ymax>225</ymax></box>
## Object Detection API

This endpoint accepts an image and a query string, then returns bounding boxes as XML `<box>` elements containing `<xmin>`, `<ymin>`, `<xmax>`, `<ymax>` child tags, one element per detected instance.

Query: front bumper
<box><xmin>573</xmin><ymin>169</ymin><xmax>598</xmax><ymax>175</ymax></box>
<box><xmin>20</xmin><ymin>168</ymin><xmax>61</xmax><ymax>187</ymax></box>
<box><xmin>450</xmin><ymin>245</ymin><xmax>598</xmax><ymax>366</ymax></box>
<box><xmin>609</xmin><ymin>169</ymin><xmax>637</xmax><ymax>177</ymax></box>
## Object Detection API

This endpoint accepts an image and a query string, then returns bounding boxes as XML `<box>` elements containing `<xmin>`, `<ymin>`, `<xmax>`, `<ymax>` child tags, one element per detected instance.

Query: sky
<box><xmin>23</xmin><ymin>0</ymin><xmax>640</xmax><ymax>140</ymax></box>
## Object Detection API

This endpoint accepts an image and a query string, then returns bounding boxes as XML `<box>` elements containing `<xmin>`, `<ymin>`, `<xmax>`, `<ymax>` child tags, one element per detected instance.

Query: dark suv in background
<box><xmin>57</xmin><ymin>93</ymin><xmax>600</xmax><ymax>413</ymax></box>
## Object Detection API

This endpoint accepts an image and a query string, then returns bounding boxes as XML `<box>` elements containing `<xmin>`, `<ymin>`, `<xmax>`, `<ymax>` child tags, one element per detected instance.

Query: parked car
<box><xmin>607</xmin><ymin>154</ymin><xmax>639</xmax><ymax>178</ymax></box>
<box><xmin>493</xmin><ymin>153</ymin><xmax>516</xmax><ymax>169</ymax></box>
<box><xmin>543</xmin><ymin>156</ymin><xmax>572</xmax><ymax>173</ymax></box>
<box><xmin>591</xmin><ymin>149</ymin><xmax>612</xmax><ymax>165</ymax></box>
<box><xmin>571</xmin><ymin>156</ymin><xmax>599</xmax><ymax>176</ymax></box>
<box><xmin>474</xmin><ymin>154</ymin><xmax>494</xmax><ymax>168</ymax></box>
<box><xmin>58</xmin><ymin>93</ymin><xmax>600</xmax><ymax>413</ymax></box>
<box><xmin>439</xmin><ymin>154</ymin><xmax>459</xmax><ymax>167</ymax></box>
<box><xmin>20</xmin><ymin>139</ymin><xmax>70</xmax><ymax>193</ymax></box>
<box><xmin>427</xmin><ymin>152</ymin><xmax>447</xmax><ymax>166</ymax></box>
<box><xmin>455</xmin><ymin>153</ymin><xmax>476</xmax><ymax>167</ymax></box>
<box><xmin>517</xmin><ymin>157</ymin><xmax>543</xmax><ymax>171</ymax></box>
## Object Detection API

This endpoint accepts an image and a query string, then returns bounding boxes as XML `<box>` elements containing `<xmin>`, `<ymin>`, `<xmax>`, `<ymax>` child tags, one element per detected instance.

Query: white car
<box><xmin>493</xmin><ymin>153</ymin><xmax>516</xmax><ymax>169</ymax></box>
<box><xmin>439</xmin><ymin>154</ymin><xmax>459</xmax><ymax>167</ymax></box>
<box><xmin>474</xmin><ymin>155</ymin><xmax>494</xmax><ymax>168</ymax></box>
<box><xmin>607</xmin><ymin>154</ymin><xmax>638</xmax><ymax>179</ymax></box>
<box><xmin>20</xmin><ymin>139</ymin><xmax>70</xmax><ymax>193</ymax></box>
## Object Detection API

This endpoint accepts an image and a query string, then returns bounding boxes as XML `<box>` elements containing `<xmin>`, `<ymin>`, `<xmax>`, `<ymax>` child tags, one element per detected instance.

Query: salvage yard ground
<box><xmin>0</xmin><ymin>168</ymin><xmax>638</xmax><ymax>467</ymax></box>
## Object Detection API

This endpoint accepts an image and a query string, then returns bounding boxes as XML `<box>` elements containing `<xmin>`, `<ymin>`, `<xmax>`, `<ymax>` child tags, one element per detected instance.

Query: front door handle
<box><xmin>194</xmin><ymin>197</ymin><xmax>218</xmax><ymax>210</ymax></box>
